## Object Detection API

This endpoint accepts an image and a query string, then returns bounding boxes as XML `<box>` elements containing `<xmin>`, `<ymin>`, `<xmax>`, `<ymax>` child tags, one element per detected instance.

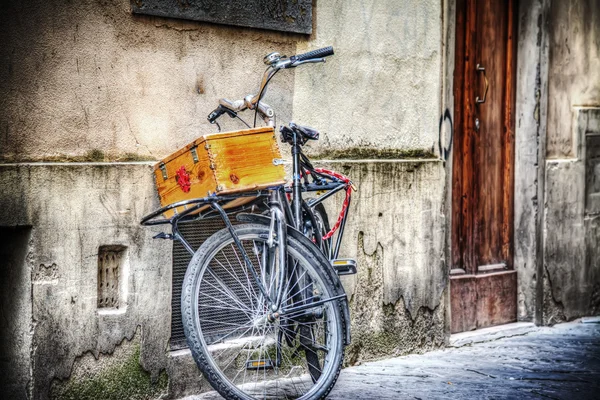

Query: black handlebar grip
<box><xmin>294</xmin><ymin>46</ymin><xmax>334</xmax><ymax>62</ymax></box>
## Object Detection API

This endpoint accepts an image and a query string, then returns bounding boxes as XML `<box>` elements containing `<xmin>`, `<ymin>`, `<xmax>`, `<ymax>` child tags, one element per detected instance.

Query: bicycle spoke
<box><xmin>202</xmin><ymin>269</ymin><xmax>254</xmax><ymax>313</ymax></box>
<box><xmin>211</xmin><ymin>254</ymin><xmax>257</xmax><ymax>304</ymax></box>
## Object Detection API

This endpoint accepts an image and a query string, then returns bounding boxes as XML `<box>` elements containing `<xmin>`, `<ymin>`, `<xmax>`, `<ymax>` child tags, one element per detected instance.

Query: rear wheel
<box><xmin>181</xmin><ymin>224</ymin><xmax>344</xmax><ymax>399</ymax></box>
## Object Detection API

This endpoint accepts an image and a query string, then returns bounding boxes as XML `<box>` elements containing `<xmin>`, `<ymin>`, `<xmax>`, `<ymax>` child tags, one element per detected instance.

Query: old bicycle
<box><xmin>141</xmin><ymin>46</ymin><xmax>356</xmax><ymax>399</ymax></box>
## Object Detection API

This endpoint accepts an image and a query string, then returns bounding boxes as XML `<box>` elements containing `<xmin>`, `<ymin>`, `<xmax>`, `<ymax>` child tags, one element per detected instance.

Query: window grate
<box><xmin>98</xmin><ymin>246</ymin><xmax>126</xmax><ymax>309</ymax></box>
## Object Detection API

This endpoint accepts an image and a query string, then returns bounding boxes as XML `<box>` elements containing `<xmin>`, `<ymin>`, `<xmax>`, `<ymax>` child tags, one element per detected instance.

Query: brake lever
<box><xmin>290</xmin><ymin>58</ymin><xmax>326</xmax><ymax>68</ymax></box>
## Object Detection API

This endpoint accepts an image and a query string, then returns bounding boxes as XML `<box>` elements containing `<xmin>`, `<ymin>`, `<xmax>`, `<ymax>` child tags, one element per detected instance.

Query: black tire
<box><xmin>181</xmin><ymin>223</ymin><xmax>344</xmax><ymax>399</ymax></box>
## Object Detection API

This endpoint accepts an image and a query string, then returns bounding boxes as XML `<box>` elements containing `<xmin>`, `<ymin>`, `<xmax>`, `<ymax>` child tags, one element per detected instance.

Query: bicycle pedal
<box><xmin>331</xmin><ymin>259</ymin><xmax>357</xmax><ymax>275</ymax></box>
<box><xmin>246</xmin><ymin>359</ymin><xmax>274</xmax><ymax>370</ymax></box>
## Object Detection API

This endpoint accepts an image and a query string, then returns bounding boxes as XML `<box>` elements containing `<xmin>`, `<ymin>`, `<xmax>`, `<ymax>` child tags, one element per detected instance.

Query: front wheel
<box><xmin>181</xmin><ymin>223</ymin><xmax>344</xmax><ymax>399</ymax></box>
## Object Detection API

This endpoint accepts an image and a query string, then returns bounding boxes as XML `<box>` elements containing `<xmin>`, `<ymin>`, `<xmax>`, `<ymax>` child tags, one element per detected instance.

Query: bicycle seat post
<box><xmin>291</xmin><ymin>130</ymin><xmax>303</xmax><ymax>230</ymax></box>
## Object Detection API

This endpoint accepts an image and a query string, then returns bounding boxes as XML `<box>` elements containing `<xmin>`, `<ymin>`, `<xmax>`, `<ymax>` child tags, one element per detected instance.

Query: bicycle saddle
<box><xmin>280</xmin><ymin>122</ymin><xmax>320</xmax><ymax>145</ymax></box>
<box><xmin>290</xmin><ymin>122</ymin><xmax>319</xmax><ymax>141</ymax></box>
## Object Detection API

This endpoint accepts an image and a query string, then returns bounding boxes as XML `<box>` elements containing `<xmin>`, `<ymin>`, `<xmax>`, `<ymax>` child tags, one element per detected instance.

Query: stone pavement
<box><xmin>182</xmin><ymin>320</ymin><xmax>600</xmax><ymax>400</ymax></box>
<box><xmin>328</xmin><ymin>320</ymin><xmax>600</xmax><ymax>400</ymax></box>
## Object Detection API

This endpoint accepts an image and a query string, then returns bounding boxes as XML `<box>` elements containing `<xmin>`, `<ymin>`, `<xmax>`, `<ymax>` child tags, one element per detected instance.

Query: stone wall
<box><xmin>542</xmin><ymin>0</ymin><xmax>600</xmax><ymax>323</ymax></box>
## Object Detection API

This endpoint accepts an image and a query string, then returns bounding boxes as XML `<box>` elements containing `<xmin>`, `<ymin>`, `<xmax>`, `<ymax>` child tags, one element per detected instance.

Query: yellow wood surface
<box><xmin>153</xmin><ymin>126</ymin><xmax>286</xmax><ymax>218</ymax></box>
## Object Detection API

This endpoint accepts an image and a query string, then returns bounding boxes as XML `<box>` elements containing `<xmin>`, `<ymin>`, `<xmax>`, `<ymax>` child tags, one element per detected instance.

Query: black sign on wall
<box><xmin>131</xmin><ymin>0</ymin><xmax>313</xmax><ymax>34</ymax></box>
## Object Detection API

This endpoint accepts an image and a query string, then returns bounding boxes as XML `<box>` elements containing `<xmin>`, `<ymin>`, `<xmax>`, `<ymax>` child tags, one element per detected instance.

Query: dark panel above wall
<box><xmin>131</xmin><ymin>0</ymin><xmax>313</xmax><ymax>34</ymax></box>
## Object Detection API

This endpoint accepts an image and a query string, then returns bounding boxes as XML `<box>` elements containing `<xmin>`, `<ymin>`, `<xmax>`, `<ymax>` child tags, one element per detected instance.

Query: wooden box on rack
<box><xmin>154</xmin><ymin>126</ymin><xmax>286</xmax><ymax>218</ymax></box>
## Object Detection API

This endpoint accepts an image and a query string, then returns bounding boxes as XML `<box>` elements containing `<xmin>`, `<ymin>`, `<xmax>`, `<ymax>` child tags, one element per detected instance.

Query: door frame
<box><xmin>441</xmin><ymin>0</ymin><xmax>552</xmax><ymax>330</ymax></box>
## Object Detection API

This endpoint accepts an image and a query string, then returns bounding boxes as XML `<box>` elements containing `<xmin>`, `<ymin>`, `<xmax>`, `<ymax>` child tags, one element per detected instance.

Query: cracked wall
<box><xmin>317</xmin><ymin>160</ymin><xmax>447</xmax><ymax>363</ymax></box>
<box><xmin>543</xmin><ymin>108</ymin><xmax>600</xmax><ymax>323</ymax></box>
<box><xmin>0</xmin><ymin>163</ymin><xmax>172</xmax><ymax>399</ymax></box>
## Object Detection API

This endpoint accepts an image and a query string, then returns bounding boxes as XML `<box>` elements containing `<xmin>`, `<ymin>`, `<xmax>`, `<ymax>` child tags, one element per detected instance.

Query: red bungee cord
<box><xmin>313</xmin><ymin>168</ymin><xmax>354</xmax><ymax>240</ymax></box>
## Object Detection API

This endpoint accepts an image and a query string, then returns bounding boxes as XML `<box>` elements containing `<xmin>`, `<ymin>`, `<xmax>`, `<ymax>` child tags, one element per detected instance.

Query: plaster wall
<box><xmin>317</xmin><ymin>160</ymin><xmax>447</xmax><ymax>363</ymax></box>
<box><xmin>0</xmin><ymin>160</ymin><xmax>446</xmax><ymax>398</ymax></box>
<box><xmin>0</xmin><ymin>0</ymin><xmax>450</xmax><ymax>398</ymax></box>
<box><xmin>1</xmin><ymin>0</ymin><xmax>444</xmax><ymax>162</ymax></box>
<box><xmin>0</xmin><ymin>0</ymin><xmax>296</xmax><ymax>161</ymax></box>
<box><xmin>513</xmin><ymin>0</ymin><xmax>550</xmax><ymax>323</ymax></box>
<box><xmin>0</xmin><ymin>163</ymin><xmax>173</xmax><ymax>399</ymax></box>
<box><xmin>541</xmin><ymin>0</ymin><xmax>600</xmax><ymax>323</ymax></box>
<box><xmin>293</xmin><ymin>0</ymin><xmax>443</xmax><ymax>154</ymax></box>
<box><xmin>544</xmin><ymin>108</ymin><xmax>600</xmax><ymax>323</ymax></box>
<box><xmin>546</xmin><ymin>0</ymin><xmax>600</xmax><ymax>158</ymax></box>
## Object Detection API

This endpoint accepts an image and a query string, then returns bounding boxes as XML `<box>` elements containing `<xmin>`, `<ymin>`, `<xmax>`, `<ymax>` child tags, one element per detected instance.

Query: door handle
<box><xmin>475</xmin><ymin>64</ymin><xmax>488</xmax><ymax>104</ymax></box>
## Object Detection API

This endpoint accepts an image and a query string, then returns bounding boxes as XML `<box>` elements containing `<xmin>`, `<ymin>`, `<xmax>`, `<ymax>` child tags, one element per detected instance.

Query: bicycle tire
<box><xmin>181</xmin><ymin>223</ymin><xmax>344</xmax><ymax>399</ymax></box>
<box><xmin>302</xmin><ymin>202</ymin><xmax>332</xmax><ymax>258</ymax></box>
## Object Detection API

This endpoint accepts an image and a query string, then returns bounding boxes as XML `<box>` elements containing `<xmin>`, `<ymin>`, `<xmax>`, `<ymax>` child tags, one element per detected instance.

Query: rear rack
<box><xmin>140</xmin><ymin>190</ymin><xmax>270</xmax><ymax>227</ymax></box>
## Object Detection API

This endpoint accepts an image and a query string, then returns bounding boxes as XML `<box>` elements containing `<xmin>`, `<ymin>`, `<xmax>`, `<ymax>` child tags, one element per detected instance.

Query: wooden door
<box><xmin>450</xmin><ymin>0</ymin><xmax>517</xmax><ymax>334</ymax></box>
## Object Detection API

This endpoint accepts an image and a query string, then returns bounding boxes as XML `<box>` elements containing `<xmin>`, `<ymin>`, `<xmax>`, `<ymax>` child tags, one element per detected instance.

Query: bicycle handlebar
<box><xmin>208</xmin><ymin>46</ymin><xmax>334</xmax><ymax>127</ymax></box>
<box><xmin>292</xmin><ymin>46</ymin><xmax>334</xmax><ymax>63</ymax></box>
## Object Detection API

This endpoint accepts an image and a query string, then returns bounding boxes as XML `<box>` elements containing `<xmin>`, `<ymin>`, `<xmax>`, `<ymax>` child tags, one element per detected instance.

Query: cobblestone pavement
<box><xmin>328</xmin><ymin>321</ymin><xmax>600</xmax><ymax>400</ymax></box>
<box><xmin>182</xmin><ymin>321</ymin><xmax>600</xmax><ymax>400</ymax></box>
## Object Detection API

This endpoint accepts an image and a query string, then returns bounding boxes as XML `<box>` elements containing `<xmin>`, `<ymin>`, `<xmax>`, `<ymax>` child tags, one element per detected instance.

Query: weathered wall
<box><xmin>0</xmin><ymin>163</ymin><xmax>174</xmax><ymax>399</ymax></box>
<box><xmin>513</xmin><ymin>0</ymin><xmax>551</xmax><ymax>323</ymax></box>
<box><xmin>541</xmin><ymin>0</ymin><xmax>600</xmax><ymax>324</ymax></box>
<box><xmin>544</xmin><ymin>108</ymin><xmax>600</xmax><ymax>324</ymax></box>
<box><xmin>317</xmin><ymin>160</ymin><xmax>447</xmax><ymax>363</ymax></box>
<box><xmin>293</xmin><ymin>0</ymin><xmax>443</xmax><ymax>154</ymax></box>
<box><xmin>0</xmin><ymin>160</ymin><xmax>448</xmax><ymax>398</ymax></box>
<box><xmin>291</xmin><ymin>0</ymin><xmax>449</xmax><ymax>359</ymax></box>
<box><xmin>0</xmin><ymin>0</ymin><xmax>450</xmax><ymax>398</ymax></box>
<box><xmin>0</xmin><ymin>226</ymin><xmax>33</xmax><ymax>399</ymax></box>
<box><xmin>546</xmin><ymin>0</ymin><xmax>600</xmax><ymax>158</ymax></box>
<box><xmin>0</xmin><ymin>0</ymin><xmax>296</xmax><ymax>161</ymax></box>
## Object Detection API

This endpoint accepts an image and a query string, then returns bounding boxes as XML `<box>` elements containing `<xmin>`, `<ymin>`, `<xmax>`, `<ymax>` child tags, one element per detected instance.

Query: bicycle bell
<box><xmin>263</xmin><ymin>52</ymin><xmax>282</xmax><ymax>66</ymax></box>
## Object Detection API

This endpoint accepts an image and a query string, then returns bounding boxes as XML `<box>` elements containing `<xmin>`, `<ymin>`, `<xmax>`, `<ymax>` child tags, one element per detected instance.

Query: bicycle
<box><xmin>141</xmin><ymin>46</ymin><xmax>356</xmax><ymax>399</ymax></box>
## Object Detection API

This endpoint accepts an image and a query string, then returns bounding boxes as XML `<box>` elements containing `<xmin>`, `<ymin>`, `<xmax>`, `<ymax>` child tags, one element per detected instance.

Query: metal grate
<box><xmin>171</xmin><ymin>216</ymin><xmax>243</xmax><ymax>350</ymax></box>
<box><xmin>98</xmin><ymin>246</ymin><xmax>125</xmax><ymax>309</ymax></box>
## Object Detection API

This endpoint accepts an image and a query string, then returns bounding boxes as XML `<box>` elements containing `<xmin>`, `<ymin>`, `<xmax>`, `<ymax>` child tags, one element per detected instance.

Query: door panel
<box><xmin>451</xmin><ymin>0</ymin><xmax>517</xmax><ymax>334</ymax></box>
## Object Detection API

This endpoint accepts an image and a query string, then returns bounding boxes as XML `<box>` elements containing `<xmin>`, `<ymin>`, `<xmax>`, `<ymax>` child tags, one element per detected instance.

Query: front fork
<box><xmin>267</xmin><ymin>190</ymin><xmax>288</xmax><ymax>312</ymax></box>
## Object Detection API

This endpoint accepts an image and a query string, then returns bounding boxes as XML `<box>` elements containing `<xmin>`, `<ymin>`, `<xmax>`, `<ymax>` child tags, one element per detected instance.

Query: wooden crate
<box><xmin>154</xmin><ymin>126</ymin><xmax>286</xmax><ymax>217</ymax></box>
